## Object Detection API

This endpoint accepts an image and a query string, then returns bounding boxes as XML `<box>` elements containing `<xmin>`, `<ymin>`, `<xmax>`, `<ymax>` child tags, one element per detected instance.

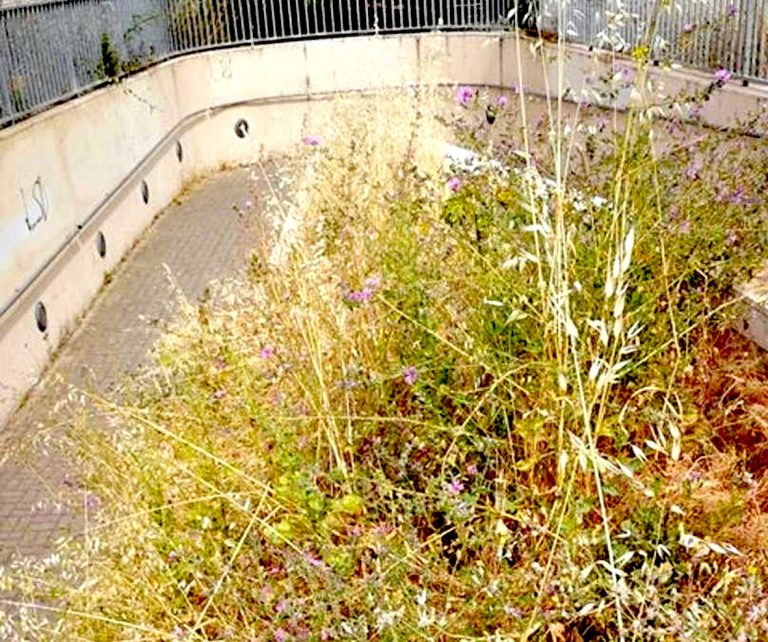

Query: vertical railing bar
<box><xmin>362</xmin><ymin>0</ymin><xmax>370</xmax><ymax>33</ymax></box>
<box><xmin>36</xmin><ymin>3</ymin><xmax>56</xmax><ymax>103</ymax></box>
<box><xmin>52</xmin><ymin>4</ymin><xmax>71</xmax><ymax>99</ymax></box>
<box><xmin>328</xmin><ymin>0</ymin><xmax>337</xmax><ymax>35</ymax></box>
<box><xmin>0</xmin><ymin>14</ymin><xmax>12</xmax><ymax>119</ymax></box>
<box><xmin>21</xmin><ymin>6</ymin><xmax>39</xmax><ymax>108</ymax></box>
<box><xmin>242</xmin><ymin>0</ymin><xmax>254</xmax><ymax>43</ymax></box>
<box><xmin>234</xmin><ymin>0</ymin><xmax>244</xmax><ymax>43</ymax></box>
<box><xmin>287</xmin><ymin>0</ymin><xmax>297</xmax><ymax>36</ymax></box>
<box><xmin>27</xmin><ymin>6</ymin><xmax>47</xmax><ymax>108</ymax></box>
<box><xmin>301</xmin><ymin>0</ymin><xmax>311</xmax><ymax>36</ymax></box>
<box><xmin>311</xmin><ymin>0</ymin><xmax>320</xmax><ymax>35</ymax></box>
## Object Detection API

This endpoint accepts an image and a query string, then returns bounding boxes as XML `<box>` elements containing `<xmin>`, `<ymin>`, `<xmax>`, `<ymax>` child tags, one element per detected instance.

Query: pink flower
<box><xmin>466</xmin><ymin>464</ymin><xmax>479</xmax><ymax>476</ymax></box>
<box><xmin>365</xmin><ymin>276</ymin><xmax>382</xmax><ymax>289</ymax></box>
<box><xmin>455</xmin><ymin>85</ymin><xmax>474</xmax><ymax>107</ymax></box>
<box><xmin>682</xmin><ymin>22</ymin><xmax>695</xmax><ymax>33</ymax></box>
<box><xmin>346</xmin><ymin>288</ymin><xmax>374</xmax><ymax>303</ymax></box>
<box><xmin>496</xmin><ymin>94</ymin><xmax>509</xmax><ymax>109</ymax></box>
<box><xmin>403</xmin><ymin>366</ymin><xmax>418</xmax><ymax>385</ymax></box>
<box><xmin>260</xmin><ymin>346</ymin><xmax>275</xmax><ymax>359</ymax></box>
<box><xmin>303</xmin><ymin>134</ymin><xmax>323</xmax><ymax>146</ymax></box>
<box><xmin>275</xmin><ymin>628</ymin><xmax>290</xmax><ymax>642</ymax></box>
<box><xmin>715</xmin><ymin>68</ymin><xmax>732</xmax><ymax>84</ymax></box>
<box><xmin>275</xmin><ymin>599</ymin><xmax>289</xmax><ymax>614</ymax></box>
<box><xmin>445</xmin><ymin>479</ymin><xmax>465</xmax><ymax>495</ymax></box>
<box><xmin>684</xmin><ymin>163</ymin><xmax>700</xmax><ymax>181</ymax></box>
<box><xmin>306</xmin><ymin>552</ymin><xmax>325</xmax><ymax>568</ymax></box>
<box><xmin>447</xmin><ymin>176</ymin><xmax>462</xmax><ymax>193</ymax></box>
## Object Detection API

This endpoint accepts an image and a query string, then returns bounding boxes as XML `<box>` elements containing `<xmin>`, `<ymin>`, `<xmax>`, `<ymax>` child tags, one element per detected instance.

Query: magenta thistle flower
<box><xmin>275</xmin><ymin>599</ymin><xmax>289</xmax><ymax>614</ymax></box>
<box><xmin>345</xmin><ymin>288</ymin><xmax>374</xmax><ymax>303</ymax></box>
<box><xmin>85</xmin><ymin>493</ymin><xmax>100</xmax><ymax>511</ymax></box>
<box><xmin>456</xmin><ymin>85</ymin><xmax>474</xmax><ymax>107</ymax></box>
<box><xmin>684</xmin><ymin>163</ymin><xmax>700</xmax><ymax>181</ymax></box>
<box><xmin>275</xmin><ymin>628</ymin><xmax>290</xmax><ymax>642</ymax></box>
<box><xmin>303</xmin><ymin>134</ymin><xmax>323</xmax><ymax>146</ymax></box>
<box><xmin>447</xmin><ymin>176</ymin><xmax>462</xmax><ymax>193</ymax></box>
<box><xmin>715</xmin><ymin>68</ymin><xmax>732</xmax><ymax>84</ymax></box>
<box><xmin>260</xmin><ymin>346</ymin><xmax>275</xmax><ymax>359</ymax></box>
<box><xmin>445</xmin><ymin>479</ymin><xmax>465</xmax><ymax>495</ymax></box>
<box><xmin>403</xmin><ymin>365</ymin><xmax>418</xmax><ymax>385</ymax></box>
<box><xmin>496</xmin><ymin>94</ymin><xmax>509</xmax><ymax>109</ymax></box>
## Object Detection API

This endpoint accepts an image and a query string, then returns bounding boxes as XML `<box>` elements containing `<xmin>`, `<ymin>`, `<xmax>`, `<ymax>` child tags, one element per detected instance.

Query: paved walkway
<box><xmin>0</xmin><ymin>166</ymin><xmax>265</xmax><ymax>564</ymax></box>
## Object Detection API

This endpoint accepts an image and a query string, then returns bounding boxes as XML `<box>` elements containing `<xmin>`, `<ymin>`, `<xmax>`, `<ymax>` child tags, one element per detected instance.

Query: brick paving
<box><xmin>0</xmin><ymin>165</ymin><xmax>270</xmax><ymax>565</ymax></box>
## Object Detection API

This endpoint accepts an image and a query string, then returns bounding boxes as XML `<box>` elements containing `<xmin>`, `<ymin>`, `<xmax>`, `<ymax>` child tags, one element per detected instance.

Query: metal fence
<box><xmin>0</xmin><ymin>0</ymin><xmax>518</xmax><ymax>127</ymax></box>
<box><xmin>542</xmin><ymin>0</ymin><xmax>768</xmax><ymax>82</ymax></box>
<box><xmin>1</xmin><ymin>0</ymin><xmax>767</xmax><ymax>128</ymax></box>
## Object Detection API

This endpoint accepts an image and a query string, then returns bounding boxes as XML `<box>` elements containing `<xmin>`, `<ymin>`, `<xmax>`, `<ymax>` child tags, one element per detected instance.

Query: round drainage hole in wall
<box><xmin>235</xmin><ymin>118</ymin><xmax>250</xmax><ymax>138</ymax></box>
<box><xmin>35</xmin><ymin>301</ymin><xmax>48</xmax><ymax>333</ymax></box>
<box><xmin>96</xmin><ymin>231</ymin><xmax>107</xmax><ymax>258</ymax></box>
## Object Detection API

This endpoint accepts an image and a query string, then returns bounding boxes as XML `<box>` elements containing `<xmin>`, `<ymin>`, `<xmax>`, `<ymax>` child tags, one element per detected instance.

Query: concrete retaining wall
<box><xmin>1</xmin><ymin>32</ymin><xmax>766</xmax><ymax>425</ymax></box>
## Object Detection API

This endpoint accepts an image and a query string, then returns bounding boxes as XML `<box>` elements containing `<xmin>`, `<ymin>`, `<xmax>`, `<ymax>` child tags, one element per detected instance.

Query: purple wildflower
<box><xmin>275</xmin><ymin>628</ymin><xmax>290</xmax><ymax>642</ymax></box>
<box><xmin>243</xmin><ymin>199</ymin><xmax>254</xmax><ymax>210</ymax></box>
<box><xmin>715</xmin><ymin>68</ymin><xmax>732</xmax><ymax>84</ymax></box>
<box><xmin>85</xmin><ymin>493</ymin><xmax>100</xmax><ymax>511</ymax></box>
<box><xmin>678</xmin><ymin>220</ymin><xmax>691</xmax><ymax>235</ymax></box>
<box><xmin>303</xmin><ymin>134</ymin><xmax>323</xmax><ymax>146</ymax></box>
<box><xmin>455</xmin><ymin>85</ymin><xmax>474</xmax><ymax>107</ymax></box>
<box><xmin>466</xmin><ymin>464</ymin><xmax>479</xmax><ymax>476</ymax></box>
<box><xmin>365</xmin><ymin>275</ymin><xmax>382</xmax><ymax>289</ymax></box>
<box><xmin>726</xmin><ymin>3</ymin><xmax>738</xmax><ymax>18</ymax></box>
<box><xmin>447</xmin><ymin>176</ymin><xmax>462</xmax><ymax>193</ymax></box>
<box><xmin>260</xmin><ymin>346</ymin><xmax>275</xmax><ymax>359</ymax></box>
<box><xmin>445</xmin><ymin>479</ymin><xmax>465</xmax><ymax>495</ymax></box>
<box><xmin>685</xmin><ymin>163</ymin><xmax>700</xmax><ymax>181</ymax></box>
<box><xmin>306</xmin><ymin>552</ymin><xmax>325</xmax><ymax>568</ymax></box>
<box><xmin>374</xmin><ymin>522</ymin><xmax>394</xmax><ymax>536</ymax></box>
<box><xmin>682</xmin><ymin>22</ymin><xmax>695</xmax><ymax>34</ymax></box>
<box><xmin>346</xmin><ymin>288</ymin><xmax>374</xmax><ymax>303</ymax></box>
<box><xmin>496</xmin><ymin>94</ymin><xmax>509</xmax><ymax>109</ymax></box>
<box><xmin>688</xmin><ymin>469</ymin><xmax>703</xmax><ymax>482</ymax></box>
<box><xmin>728</xmin><ymin>187</ymin><xmax>748</xmax><ymax>205</ymax></box>
<box><xmin>403</xmin><ymin>365</ymin><xmax>418</xmax><ymax>385</ymax></box>
<box><xmin>275</xmin><ymin>599</ymin><xmax>289</xmax><ymax>614</ymax></box>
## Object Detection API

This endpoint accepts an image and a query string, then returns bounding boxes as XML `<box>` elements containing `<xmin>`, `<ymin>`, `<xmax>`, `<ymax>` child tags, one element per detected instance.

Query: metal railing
<box><xmin>542</xmin><ymin>0</ymin><xmax>768</xmax><ymax>83</ymax></box>
<box><xmin>0</xmin><ymin>0</ymin><xmax>514</xmax><ymax>128</ymax></box>
<box><xmin>1</xmin><ymin>0</ymin><xmax>767</xmax><ymax>128</ymax></box>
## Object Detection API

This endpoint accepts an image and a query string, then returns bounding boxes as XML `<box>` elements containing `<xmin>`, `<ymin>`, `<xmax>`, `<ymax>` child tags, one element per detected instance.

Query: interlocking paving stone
<box><xmin>0</xmin><ymin>165</ymin><xmax>268</xmax><ymax>566</ymax></box>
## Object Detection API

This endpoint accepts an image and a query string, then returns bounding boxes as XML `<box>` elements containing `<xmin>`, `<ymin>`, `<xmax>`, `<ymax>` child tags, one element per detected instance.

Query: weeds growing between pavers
<box><xmin>3</xmin><ymin>40</ymin><xmax>768</xmax><ymax>642</ymax></box>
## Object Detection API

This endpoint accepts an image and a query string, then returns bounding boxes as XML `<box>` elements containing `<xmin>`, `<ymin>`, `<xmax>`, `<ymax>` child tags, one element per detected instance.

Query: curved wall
<box><xmin>0</xmin><ymin>33</ymin><xmax>766</xmax><ymax>425</ymax></box>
